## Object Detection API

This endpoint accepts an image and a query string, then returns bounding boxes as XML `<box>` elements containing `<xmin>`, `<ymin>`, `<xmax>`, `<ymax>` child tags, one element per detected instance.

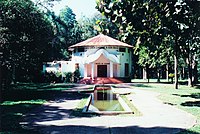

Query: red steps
<box><xmin>78</xmin><ymin>77</ymin><xmax>124</xmax><ymax>84</ymax></box>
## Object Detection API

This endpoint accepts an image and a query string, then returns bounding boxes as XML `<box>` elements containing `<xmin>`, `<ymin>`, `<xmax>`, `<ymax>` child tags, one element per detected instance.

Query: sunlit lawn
<box><xmin>131</xmin><ymin>80</ymin><xmax>200</xmax><ymax>134</ymax></box>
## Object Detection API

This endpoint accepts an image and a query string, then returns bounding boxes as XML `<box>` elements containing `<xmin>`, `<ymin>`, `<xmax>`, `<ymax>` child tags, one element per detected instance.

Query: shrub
<box><xmin>64</xmin><ymin>72</ymin><xmax>73</xmax><ymax>83</ymax></box>
<box><xmin>74</xmin><ymin>69</ymin><xmax>81</xmax><ymax>83</ymax></box>
<box><xmin>169</xmin><ymin>73</ymin><xmax>175</xmax><ymax>78</ymax></box>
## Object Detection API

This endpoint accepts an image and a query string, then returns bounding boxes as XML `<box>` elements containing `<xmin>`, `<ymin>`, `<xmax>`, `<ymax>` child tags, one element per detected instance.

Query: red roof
<box><xmin>69</xmin><ymin>34</ymin><xmax>133</xmax><ymax>48</ymax></box>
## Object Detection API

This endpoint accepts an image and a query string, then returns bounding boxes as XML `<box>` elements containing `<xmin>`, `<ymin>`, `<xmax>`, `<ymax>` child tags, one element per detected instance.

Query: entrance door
<box><xmin>125</xmin><ymin>63</ymin><xmax>129</xmax><ymax>77</ymax></box>
<box><xmin>97</xmin><ymin>65</ymin><xmax>107</xmax><ymax>77</ymax></box>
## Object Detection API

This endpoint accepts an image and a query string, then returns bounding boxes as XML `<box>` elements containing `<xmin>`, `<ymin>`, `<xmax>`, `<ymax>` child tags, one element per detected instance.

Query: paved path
<box><xmin>23</xmin><ymin>84</ymin><xmax>197</xmax><ymax>134</ymax></box>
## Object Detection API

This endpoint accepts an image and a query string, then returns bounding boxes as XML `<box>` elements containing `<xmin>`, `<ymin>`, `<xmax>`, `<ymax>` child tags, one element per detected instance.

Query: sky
<box><xmin>52</xmin><ymin>0</ymin><xmax>99</xmax><ymax>19</ymax></box>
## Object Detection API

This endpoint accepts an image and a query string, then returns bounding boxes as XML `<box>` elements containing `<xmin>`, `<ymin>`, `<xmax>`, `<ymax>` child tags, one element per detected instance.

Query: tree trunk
<box><xmin>146</xmin><ymin>65</ymin><xmax>150</xmax><ymax>83</ymax></box>
<box><xmin>139</xmin><ymin>67</ymin><xmax>142</xmax><ymax>79</ymax></box>
<box><xmin>188</xmin><ymin>64</ymin><xmax>193</xmax><ymax>87</ymax></box>
<box><xmin>0</xmin><ymin>65</ymin><xmax>2</xmax><ymax>103</ymax></box>
<box><xmin>143</xmin><ymin>67</ymin><xmax>147</xmax><ymax>80</ymax></box>
<box><xmin>187</xmin><ymin>55</ymin><xmax>193</xmax><ymax>87</ymax></box>
<box><xmin>11</xmin><ymin>64</ymin><xmax>16</xmax><ymax>84</ymax></box>
<box><xmin>193</xmin><ymin>56</ymin><xmax>198</xmax><ymax>85</ymax></box>
<box><xmin>182</xmin><ymin>67</ymin><xmax>185</xmax><ymax>80</ymax></box>
<box><xmin>157</xmin><ymin>66</ymin><xmax>161</xmax><ymax>83</ymax></box>
<box><xmin>174</xmin><ymin>35</ymin><xmax>178</xmax><ymax>89</ymax></box>
<box><xmin>166</xmin><ymin>64</ymin><xmax>169</xmax><ymax>81</ymax></box>
<box><xmin>174</xmin><ymin>55</ymin><xmax>178</xmax><ymax>89</ymax></box>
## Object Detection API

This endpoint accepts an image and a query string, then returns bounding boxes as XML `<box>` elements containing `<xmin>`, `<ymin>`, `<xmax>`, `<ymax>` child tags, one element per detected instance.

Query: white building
<box><xmin>69</xmin><ymin>34</ymin><xmax>133</xmax><ymax>79</ymax></box>
<box><xmin>43</xmin><ymin>34</ymin><xmax>133</xmax><ymax>80</ymax></box>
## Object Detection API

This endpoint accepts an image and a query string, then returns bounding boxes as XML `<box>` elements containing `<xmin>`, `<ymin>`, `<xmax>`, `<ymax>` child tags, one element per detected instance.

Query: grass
<box><xmin>0</xmin><ymin>103</ymin><xmax>42</xmax><ymax>134</ymax></box>
<box><xmin>0</xmin><ymin>82</ymin><xmax>76</xmax><ymax>133</ymax></box>
<box><xmin>120</xmin><ymin>95</ymin><xmax>142</xmax><ymax>116</ymax></box>
<box><xmin>70</xmin><ymin>97</ymin><xmax>100</xmax><ymax>117</ymax></box>
<box><xmin>1</xmin><ymin>81</ymin><xmax>200</xmax><ymax>133</ymax></box>
<box><xmin>130</xmin><ymin>81</ymin><xmax>200</xmax><ymax>134</ymax></box>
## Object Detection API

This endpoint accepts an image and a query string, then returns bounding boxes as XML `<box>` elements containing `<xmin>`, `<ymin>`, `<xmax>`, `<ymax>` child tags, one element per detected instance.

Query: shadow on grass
<box><xmin>23</xmin><ymin>124</ymin><xmax>199</xmax><ymax>134</ymax></box>
<box><xmin>127</xmin><ymin>83</ymin><xmax>152</xmax><ymax>88</ymax></box>
<box><xmin>172</xmin><ymin>93</ymin><xmax>200</xmax><ymax>99</ymax></box>
<box><xmin>0</xmin><ymin>83</ymin><xmax>91</xmax><ymax>133</ymax></box>
<box><xmin>0</xmin><ymin>103</ymin><xmax>41</xmax><ymax>133</ymax></box>
<box><xmin>38</xmin><ymin>84</ymin><xmax>75</xmax><ymax>90</ymax></box>
<box><xmin>112</xmin><ymin>83</ymin><xmax>152</xmax><ymax>88</ymax></box>
<box><xmin>1</xmin><ymin>92</ymin><xmax>90</xmax><ymax>133</ymax></box>
<box><xmin>195</xmin><ymin>84</ymin><xmax>200</xmax><ymax>89</ymax></box>
<box><xmin>2</xmin><ymin>83</ymin><xmax>91</xmax><ymax>102</ymax></box>
<box><xmin>181</xmin><ymin>101</ymin><xmax>200</xmax><ymax>107</ymax></box>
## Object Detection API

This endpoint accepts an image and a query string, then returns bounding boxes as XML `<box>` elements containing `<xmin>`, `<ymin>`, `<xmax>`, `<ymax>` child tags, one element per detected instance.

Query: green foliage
<box><xmin>59</xmin><ymin>6</ymin><xmax>82</xmax><ymax>46</ymax></box>
<box><xmin>44</xmin><ymin>71</ymin><xmax>62</xmax><ymax>83</ymax></box>
<box><xmin>55</xmin><ymin>71</ymin><xmax>62</xmax><ymax>78</ymax></box>
<box><xmin>169</xmin><ymin>73</ymin><xmax>175</xmax><ymax>78</ymax></box>
<box><xmin>0</xmin><ymin>0</ymin><xmax>54</xmax><ymax>83</ymax></box>
<box><xmin>64</xmin><ymin>72</ymin><xmax>73</xmax><ymax>83</ymax></box>
<box><xmin>78</xmin><ymin>15</ymin><xmax>99</xmax><ymax>40</ymax></box>
<box><xmin>96</xmin><ymin>0</ymin><xmax>172</xmax><ymax>67</ymax></box>
<box><xmin>94</xmin><ymin>13</ymin><xmax>120</xmax><ymax>38</ymax></box>
<box><xmin>73</xmin><ymin>69</ymin><xmax>80</xmax><ymax>83</ymax></box>
<box><xmin>96</xmin><ymin>0</ymin><xmax>200</xmax><ymax>87</ymax></box>
<box><xmin>47</xmin><ymin>6</ymin><xmax>83</xmax><ymax>60</ymax></box>
<box><xmin>78</xmin><ymin>12</ymin><xmax>121</xmax><ymax>41</ymax></box>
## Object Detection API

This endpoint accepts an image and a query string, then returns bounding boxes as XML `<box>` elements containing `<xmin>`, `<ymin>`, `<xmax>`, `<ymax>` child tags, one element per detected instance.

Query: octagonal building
<box><xmin>68</xmin><ymin>34</ymin><xmax>133</xmax><ymax>79</ymax></box>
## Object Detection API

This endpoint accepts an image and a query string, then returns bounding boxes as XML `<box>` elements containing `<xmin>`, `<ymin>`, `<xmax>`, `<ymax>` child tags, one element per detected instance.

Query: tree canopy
<box><xmin>96</xmin><ymin>0</ymin><xmax>200</xmax><ymax>88</ymax></box>
<box><xmin>0</xmin><ymin>0</ymin><xmax>54</xmax><ymax>82</ymax></box>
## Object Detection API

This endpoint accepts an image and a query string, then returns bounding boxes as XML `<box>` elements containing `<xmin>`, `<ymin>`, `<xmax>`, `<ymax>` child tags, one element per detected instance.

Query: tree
<box><xmin>78</xmin><ymin>15</ymin><xmax>98</xmax><ymax>40</ymax></box>
<box><xmin>0</xmin><ymin>0</ymin><xmax>54</xmax><ymax>85</ymax></box>
<box><xmin>59</xmin><ymin>6</ymin><xmax>81</xmax><ymax>46</ymax></box>
<box><xmin>163</xmin><ymin>1</ymin><xmax>200</xmax><ymax>87</ymax></box>
<box><xmin>96</xmin><ymin>0</ymin><xmax>200</xmax><ymax>88</ymax></box>
<box><xmin>180</xmin><ymin>1</ymin><xmax>200</xmax><ymax>86</ymax></box>
<box><xmin>96</xmin><ymin>0</ymin><xmax>172</xmax><ymax>82</ymax></box>
<box><xmin>45</xmin><ymin>6</ymin><xmax>83</xmax><ymax>60</ymax></box>
<box><xmin>94</xmin><ymin>13</ymin><xmax>120</xmax><ymax>38</ymax></box>
<box><xmin>33</xmin><ymin>1</ymin><xmax>82</xmax><ymax>60</ymax></box>
<box><xmin>78</xmin><ymin>13</ymin><xmax>120</xmax><ymax>41</ymax></box>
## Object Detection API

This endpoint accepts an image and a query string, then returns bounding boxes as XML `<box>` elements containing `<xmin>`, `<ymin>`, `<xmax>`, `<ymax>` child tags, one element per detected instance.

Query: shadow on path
<box><xmin>31</xmin><ymin>124</ymin><xmax>199</xmax><ymax>134</ymax></box>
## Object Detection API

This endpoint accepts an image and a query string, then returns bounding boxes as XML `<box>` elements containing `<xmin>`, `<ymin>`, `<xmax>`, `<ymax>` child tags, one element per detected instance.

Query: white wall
<box><xmin>61</xmin><ymin>61</ymin><xmax>75</xmax><ymax>77</ymax></box>
<box><xmin>71</xmin><ymin>47</ymin><xmax>132</xmax><ymax>78</ymax></box>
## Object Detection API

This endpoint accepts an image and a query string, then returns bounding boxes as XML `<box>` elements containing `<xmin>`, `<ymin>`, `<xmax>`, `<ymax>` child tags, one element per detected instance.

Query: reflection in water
<box><xmin>89</xmin><ymin>86</ymin><xmax>124</xmax><ymax>111</ymax></box>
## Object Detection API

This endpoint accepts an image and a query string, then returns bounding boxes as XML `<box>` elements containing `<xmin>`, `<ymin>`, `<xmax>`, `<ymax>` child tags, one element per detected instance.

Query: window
<box><xmin>46</xmin><ymin>64</ymin><xmax>50</xmax><ymax>67</ymax></box>
<box><xmin>119</xmin><ymin>47</ymin><xmax>126</xmax><ymax>52</ymax></box>
<box><xmin>99</xmin><ymin>47</ymin><xmax>105</xmax><ymax>49</ymax></box>
<box><xmin>77</xmin><ymin>47</ymin><xmax>85</xmax><ymax>52</ymax></box>
<box><xmin>75</xmin><ymin>63</ymin><xmax>79</xmax><ymax>69</ymax></box>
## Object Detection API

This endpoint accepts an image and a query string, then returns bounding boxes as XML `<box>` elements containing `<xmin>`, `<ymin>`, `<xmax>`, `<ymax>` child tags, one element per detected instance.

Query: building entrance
<box><xmin>97</xmin><ymin>65</ymin><xmax>107</xmax><ymax>77</ymax></box>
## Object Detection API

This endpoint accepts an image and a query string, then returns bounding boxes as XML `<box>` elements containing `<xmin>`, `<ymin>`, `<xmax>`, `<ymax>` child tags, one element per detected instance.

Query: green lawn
<box><xmin>130</xmin><ymin>81</ymin><xmax>200</xmax><ymax>134</ymax></box>
<box><xmin>1</xmin><ymin>82</ymin><xmax>200</xmax><ymax>133</ymax></box>
<box><xmin>0</xmin><ymin>83</ymin><xmax>77</xmax><ymax>133</ymax></box>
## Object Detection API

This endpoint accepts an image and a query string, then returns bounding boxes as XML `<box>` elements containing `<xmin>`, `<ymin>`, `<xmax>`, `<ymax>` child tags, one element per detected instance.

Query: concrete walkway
<box><xmin>23</xmin><ymin>84</ymin><xmax>197</xmax><ymax>134</ymax></box>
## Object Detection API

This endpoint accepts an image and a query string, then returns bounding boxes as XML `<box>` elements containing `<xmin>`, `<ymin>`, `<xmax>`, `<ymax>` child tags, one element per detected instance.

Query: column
<box><xmin>143</xmin><ymin>67</ymin><xmax>147</xmax><ymax>80</ymax></box>
<box><xmin>91</xmin><ymin>63</ymin><xmax>94</xmax><ymax>79</ymax></box>
<box><xmin>84</xmin><ymin>64</ymin><xmax>87</xmax><ymax>78</ymax></box>
<box><xmin>117</xmin><ymin>64</ymin><xmax>120</xmax><ymax>77</ymax></box>
<box><xmin>110</xmin><ymin>61</ymin><xmax>113</xmax><ymax>78</ymax></box>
